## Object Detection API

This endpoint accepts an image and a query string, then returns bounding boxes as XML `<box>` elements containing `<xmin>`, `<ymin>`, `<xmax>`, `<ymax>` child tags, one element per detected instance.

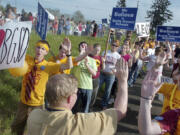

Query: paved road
<box><xmin>116</xmin><ymin>78</ymin><xmax>162</xmax><ymax>135</ymax></box>
<box><xmin>94</xmin><ymin>68</ymin><xmax>172</xmax><ymax>135</ymax></box>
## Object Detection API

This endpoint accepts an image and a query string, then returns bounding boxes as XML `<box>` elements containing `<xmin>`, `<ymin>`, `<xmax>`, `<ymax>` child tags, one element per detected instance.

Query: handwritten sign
<box><xmin>110</xmin><ymin>8</ymin><xmax>138</xmax><ymax>30</ymax></box>
<box><xmin>156</xmin><ymin>26</ymin><xmax>180</xmax><ymax>42</ymax></box>
<box><xmin>36</xmin><ymin>2</ymin><xmax>48</xmax><ymax>40</ymax></box>
<box><xmin>135</xmin><ymin>22</ymin><xmax>150</xmax><ymax>37</ymax></box>
<box><xmin>0</xmin><ymin>21</ymin><xmax>32</xmax><ymax>70</ymax></box>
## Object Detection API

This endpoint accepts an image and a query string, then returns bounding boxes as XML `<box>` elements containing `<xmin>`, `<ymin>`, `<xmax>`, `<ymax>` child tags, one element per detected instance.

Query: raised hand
<box><xmin>155</xmin><ymin>51</ymin><xmax>167</xmax><ymax>66</ymax></box>
<box><xmin>101</xmin><ymin>56</ymin><xmax>106</xmax><ymax>63</ymax></box>
<box><xmin>62</xmin><ymin>37</ymin><xmax>72</xmax><ymax>52</ymax></box>
<box><xmin>114</xmin><ymin>58</ymin><xmax>128</xmax><ymax>81</ymax></box>
<box><xmin>85</xmin><ymin>45</ymin><xmax>94</xmax><ymax>55</ymax></box>
<box><xmin>141</xmin><ymin>69</ymin><xmax>162</xmax><ymax>100</ymax></box>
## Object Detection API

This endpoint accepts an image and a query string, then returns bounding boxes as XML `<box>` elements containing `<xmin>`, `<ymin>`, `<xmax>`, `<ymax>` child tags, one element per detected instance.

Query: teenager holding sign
<box><xmin>9</xmin><ymin>39</ymin><xmax>72</xmax><ymax>135</ymax></box>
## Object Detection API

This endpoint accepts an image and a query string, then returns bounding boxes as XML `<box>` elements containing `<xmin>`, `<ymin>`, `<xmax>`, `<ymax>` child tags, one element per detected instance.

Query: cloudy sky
<box><xmin>1</xmin><ymin>0</ymin><xmax>180</xmax><ymax>25</ymax></box>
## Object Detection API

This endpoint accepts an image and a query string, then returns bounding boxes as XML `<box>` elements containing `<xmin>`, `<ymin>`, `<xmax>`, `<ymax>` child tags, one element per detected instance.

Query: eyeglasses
<box><xmin>112</xmin><ymin>44</ymin><xmax>119</xmax><ymax>47</ymax></box>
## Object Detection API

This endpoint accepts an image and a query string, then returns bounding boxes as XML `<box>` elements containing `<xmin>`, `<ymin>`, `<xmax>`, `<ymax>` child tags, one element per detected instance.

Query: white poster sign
<box><xmin>0</xmin><ymin>21</ymin><xmax>32</xmax><ymax>70</ymax></box>
<box><xmin>135</xmin><ymin>22</ymin><xmax>150</xmax><ymax>37</ymax></box>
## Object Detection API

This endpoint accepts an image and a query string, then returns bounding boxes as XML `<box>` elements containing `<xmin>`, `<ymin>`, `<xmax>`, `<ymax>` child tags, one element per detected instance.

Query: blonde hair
<box><xmin>45</xmin><ymin>74</ymin><xmax>78</xmax><ymax>106</ymax></box>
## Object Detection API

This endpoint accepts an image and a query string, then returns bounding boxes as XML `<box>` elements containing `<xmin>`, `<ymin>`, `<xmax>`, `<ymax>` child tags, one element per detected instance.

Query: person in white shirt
<box><xmin>99</xmin><ymin>42</ymin><xmax>121</xmax><ymax>109</ymax></box>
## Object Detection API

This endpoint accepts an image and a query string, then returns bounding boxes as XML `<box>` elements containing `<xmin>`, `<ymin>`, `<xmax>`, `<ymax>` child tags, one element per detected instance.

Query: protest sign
<box><xmin>110</xmin><ymin>8</ymin><xmax>138</xmax><ymax>30</ymax></box>
<box><xmin>102</xmin><ymin>18</ymin><xmax>107</xmax><ymax>24</ymax></box>
<box><xmin>156</xmin><ymin>26</ymin><xmax>180</xmax><ymax>42</ymax></box>
<box><xmin>135</xmin><ymin>22</ymin><xmax>150</xmax><ymax>37</ymax></box>
<box><xmin>0</xmin><ymin>21</ymin><xmax>32</xmax><ymax>70</ymax></box>
<box><xmin>36</xmin><ymin>2</ymin><xmax>48</xmax><ymax>40</ymax></box>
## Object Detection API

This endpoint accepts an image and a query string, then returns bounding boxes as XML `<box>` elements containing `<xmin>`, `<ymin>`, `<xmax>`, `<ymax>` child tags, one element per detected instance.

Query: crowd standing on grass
<box><xmin>0</xmin><ymin>7</ymin><xmax>109</xmax><ymax>37</ymax></box>
<box><xmin>2</xmin><ymin>6</ymin><xmax>180</xmax><ymax>135</ymax></box>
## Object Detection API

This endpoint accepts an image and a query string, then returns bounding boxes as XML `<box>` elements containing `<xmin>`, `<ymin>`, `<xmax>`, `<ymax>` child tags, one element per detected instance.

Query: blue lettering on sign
<box><xmin>156</xmin><ymin>26</ymin><xmax>180</xmax><ymax>42</ymax></box>
<box><xmin>110</xmin><ymin>8</ymin><xmax>138</xmax><ymax>30</ymax></box>
<box><xmin>36</xmin><ymin>2</ymin><xmax>48</xmax><ymax>40</ymax></box>
<box><xmin>102</xmin><ymin>18</ymin><xmax>108</xmax><ymax>24</ymax></box>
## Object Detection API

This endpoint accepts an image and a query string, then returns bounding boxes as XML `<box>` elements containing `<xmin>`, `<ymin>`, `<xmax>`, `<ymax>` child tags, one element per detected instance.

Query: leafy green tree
<box><xmin>73</xmin><ymin>10</ymin><xmax>85</xmax><ymax>23</ymax></box>
<box><xmin>146</xmin><ymin>0</ymin><xmax>173</xmax><ymax>32</ymax></box>
<box><xmin>116</xmin><ymin>0</ymin><xmax>126</xmax><ymax>7</ymax></box>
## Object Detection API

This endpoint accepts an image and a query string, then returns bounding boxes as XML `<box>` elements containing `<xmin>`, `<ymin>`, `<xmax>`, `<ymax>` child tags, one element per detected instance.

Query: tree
<box><xmin>116</xmin><ymin>0</ymin><xmax>126</xmax><ymax>7</ymax></box>
<box><xmin>146</xmin><ymin>0</ymin><xmax>173</xmax><ymax>32</ymax></box>
<box><xmin>72</xmin><ymin>10</ymin><xmax>85</xmax><ymax>23</ymax></box>
<box><xmin>46</xmin><ymin>8</ymin><xmax>61</xmax><ymax>18</ymax></box>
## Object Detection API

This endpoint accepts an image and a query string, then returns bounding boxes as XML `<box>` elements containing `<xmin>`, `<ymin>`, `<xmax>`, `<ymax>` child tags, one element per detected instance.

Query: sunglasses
<box><xmin>112</xmin><ymin>44</ymin><xmax>118</xmax><ymax>47</ymax></box>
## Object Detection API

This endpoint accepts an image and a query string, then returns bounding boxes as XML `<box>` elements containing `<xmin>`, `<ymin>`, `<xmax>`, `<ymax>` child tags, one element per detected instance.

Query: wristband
<box><xmin>140</xmin><ymin>96</ymin><xmax>152</xmax><ymax>100</ymax></box>
<box><xmin>66</xmin><ymin>54</ymin><xmax>71</xmax><ymax>57</ymax></box>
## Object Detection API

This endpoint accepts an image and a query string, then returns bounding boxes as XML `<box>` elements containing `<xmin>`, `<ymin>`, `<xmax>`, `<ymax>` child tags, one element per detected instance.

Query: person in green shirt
<box><xmin>71</xmin><ymin>41</ymin><xmax>97</xmax><ymax>113</ymax></box>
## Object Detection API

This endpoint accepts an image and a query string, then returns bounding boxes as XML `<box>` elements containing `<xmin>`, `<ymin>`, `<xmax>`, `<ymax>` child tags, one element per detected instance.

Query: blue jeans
<box><xmin>90</xmin><ymin>78</ymin><xmax>100</xmax><ymax>107</ymax></box>
<box><xmin>73</xmin><ymin>88</ymin><xmax>92</xmax><ymax>113</ymax></box>
<box><xmin>58</xmin><ymin>25</ymin><xmax>64</xmax><ymax>35</ymax></box>
<box><xmin>99</xmin><ymin>72</ymin><xmax>115</xmax><ymax>107</ymax></box>
<box><xmin>128</xmin><ymin>60</ymin><xmax>143</xmax><ymax>86</ymax></box>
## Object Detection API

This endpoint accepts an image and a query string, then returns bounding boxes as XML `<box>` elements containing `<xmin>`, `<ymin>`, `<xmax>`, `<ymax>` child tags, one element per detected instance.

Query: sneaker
<box><xmin>108</xmin><ymin>98</ymin><xmax>115</xmax><ymax>105</ymax></box>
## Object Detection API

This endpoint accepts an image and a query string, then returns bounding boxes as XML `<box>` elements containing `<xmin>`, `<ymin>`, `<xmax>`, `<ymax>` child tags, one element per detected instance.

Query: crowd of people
<box><xmin>0</xmin><ymin>7</ymin><xmax>107</xmax><ymax>38</ymax></box>
<box><xmin>1</xmin><ymin>4</ymin><xmax>180</xmax><ymax>135</ymax></box>
<box><xmin>7</xmin><ymin>32</ymin><xmax>180</xmax><ymax>135</ymax></box>
<box><xmin>0</xmin><ymin>7</ymin><xmax>34</xmax><ymax>26</ymax></box>
<box><xmin>49</xmin><ymin>16</ymin><xmax>106</xmax><ymax>37</ymax></box>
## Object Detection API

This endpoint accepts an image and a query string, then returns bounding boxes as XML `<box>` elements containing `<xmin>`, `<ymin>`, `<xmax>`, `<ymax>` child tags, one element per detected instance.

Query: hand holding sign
<box><xmin>0</xmin><ymin>21</ymin><xmax>32</xmax><ymax>70</ymax></box>
<box><xmin>9</xmin><ymin>61</ymin><xmax>29</xmax><ymax>77</ymax></box>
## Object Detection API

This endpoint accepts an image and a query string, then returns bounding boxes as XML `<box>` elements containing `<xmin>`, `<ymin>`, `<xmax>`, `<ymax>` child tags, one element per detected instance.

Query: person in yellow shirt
<box><xmin>27</xmin><ymin>57</ymin><xmax>128</xmax><ymax>135</ymax></box>
<box><xmin>158</xmin><ymin>65</ymin><xmax>180</xmax><ymax>114</ymax></box>
<box><xmin>9</xmin><ymin>39</ymin><xmax>72</xmax><ymax>135</ymax></box>
<box><xmin>143</xmin><ymin>39</ymin><xmax>149</xmax><ymax>50</ymax></box>
<box><xmin>48</xmin><ymin>41</ymin><xmax>94</xmax><ymax>74</ymax></box>
<box><xmin>148</xmin><ymin>38</ymin><xmax>156</xmax><ymax>49</ymax></box>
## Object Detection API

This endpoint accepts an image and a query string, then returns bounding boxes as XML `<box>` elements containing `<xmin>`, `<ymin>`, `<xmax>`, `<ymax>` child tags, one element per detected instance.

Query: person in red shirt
<box><xmin>89</xmin><ymin>43</ymin><xmax>105</xmax><ymax>108</ymax></box>
<box><xmin>28</xmin><ymin>12</ymin><xmax>33</xmax><ymax>24</ymax></box>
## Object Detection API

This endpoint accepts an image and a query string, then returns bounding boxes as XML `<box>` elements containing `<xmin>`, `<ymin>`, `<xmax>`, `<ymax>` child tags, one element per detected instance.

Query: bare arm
<box><xmin>138</xmin><ymin>69</ymin><xmax>162</xmax><ymax>135</ymax></box>
<box><xmin>75</xmin><ymin>46</ymin><xmax>94</xmax><ymax>62</ymax></box>
<box><xmin>84</xmin><ymin>57</ymin><xmax>96</xmax><ymax>76</ymax></box>
<box><xmin>101</xmin><ymin>57</ymin><xmax>106</xmax><ymax>70</ymax></box>
<box><xmin>139</xmin><ymin>49</ymin><xmax>150</xmax><ymax>61</ymax></box>
<box><xmin>59</xmin><ymin>38</ymin><xmax>73</xmax><ymax>71</ymax></box>
<box><xmin>128</xmin><ymin>56</ymin><xmax>133</xmax><ymax>68</ymax></box>
<box><xmin>60</xmin><ymin>54</ymin><xmax>73</xmax><ymax>71</ymax></box>
<box><xmin>75</xmin><ymin>52</ymin><xmax>88</xmax><ymax>62</ymax></box>
<box><xmin>113</xmin><ymin>58</ymin><xmax>128</xmax><ymax>121</ymax></box>
<box><xmin>138</xmin><ymin>99</ymin><xmax>161</xmax><ymax>135</ymax></box>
